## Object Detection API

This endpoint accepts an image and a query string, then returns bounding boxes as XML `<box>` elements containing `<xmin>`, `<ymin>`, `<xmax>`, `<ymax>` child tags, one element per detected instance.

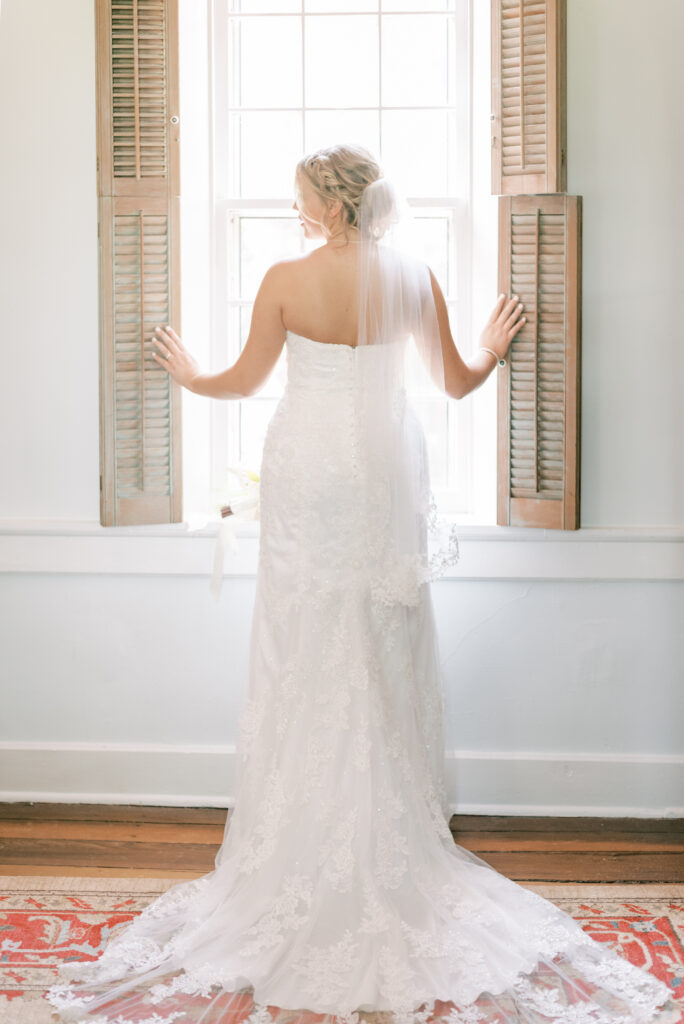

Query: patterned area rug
<box><xmin>0</xmin><ymin>877</ymin><xmax>682</xmax><ymax>1023</ymax></box>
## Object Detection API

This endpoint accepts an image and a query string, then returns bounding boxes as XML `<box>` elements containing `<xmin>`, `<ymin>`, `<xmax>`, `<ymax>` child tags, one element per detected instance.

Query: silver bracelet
<box><xmin>479</xmin><ymin>347</ymin><xmax>506</xmax><ymax>368</ymax></box>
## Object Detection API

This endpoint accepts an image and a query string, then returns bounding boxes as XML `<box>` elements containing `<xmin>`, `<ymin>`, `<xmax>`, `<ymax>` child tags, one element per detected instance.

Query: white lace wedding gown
<box><xmin>47</xmin><ymin>332</ymin><xmax>675</xmax><ymax>1024</ymax></box>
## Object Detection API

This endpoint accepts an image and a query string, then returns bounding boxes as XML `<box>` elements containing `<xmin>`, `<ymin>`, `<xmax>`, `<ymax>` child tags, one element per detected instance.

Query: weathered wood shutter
<box><xmin>496</xmin><ymin>194</ymin><xmax>581</xmax><ymax>528</ymax></box>
<box><xmin>491</xmin><ymin>0</ymin><xmax>566</xmax><ymax>196</ymax></box>
<box><xmin>97</xmin><ymin>0</ymin><xmax>182</xmax><ymax>526</ymax></box>
<box><xmin>492</xmin><ymin>0</ymin><xmax>581</xmax><ymax>529</ymax></box>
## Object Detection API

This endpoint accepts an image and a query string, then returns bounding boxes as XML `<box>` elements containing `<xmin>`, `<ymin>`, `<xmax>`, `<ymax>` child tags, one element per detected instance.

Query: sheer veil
<box><xmin>354</xmin><ymin>174</ymin><xmax>460</xmax><ymax>607</ymax></box>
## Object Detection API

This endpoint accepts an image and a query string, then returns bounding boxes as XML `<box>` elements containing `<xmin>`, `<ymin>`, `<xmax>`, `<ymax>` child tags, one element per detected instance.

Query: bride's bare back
<box><xmin>280</xmin><ymin>244</ymin><xmax>362</xmax><ymax>349</ymax></box>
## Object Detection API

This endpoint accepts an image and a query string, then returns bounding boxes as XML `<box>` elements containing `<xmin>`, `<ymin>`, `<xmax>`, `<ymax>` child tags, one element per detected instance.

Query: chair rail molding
<box><xmin>0</xmin><ymin>519</ymin><xmax>683</xmax><ymax>581</ymax></box>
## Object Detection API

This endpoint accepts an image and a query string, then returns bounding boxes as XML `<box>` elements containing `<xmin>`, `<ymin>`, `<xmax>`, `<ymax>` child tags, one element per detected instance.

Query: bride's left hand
<box><xmin>152</xmin><ymin>325</ymin><xmax>202</xmax><ymax>391</ymax></box>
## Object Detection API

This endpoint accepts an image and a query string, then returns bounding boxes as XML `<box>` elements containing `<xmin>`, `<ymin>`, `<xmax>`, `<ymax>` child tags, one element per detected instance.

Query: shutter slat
<box><xmin>97</xmin><ymin>0</ymin><xmax>182</xmax><ymax>527</ymax></box>
<box><xmin>497</xmin><ymin>194</ymin><xmax>582</xmax><ymax>528</ymax></box>
<box><xmin>492</xmin><ymin>0</ymin><xmax>566</xmax><ymax>195</ymax></box>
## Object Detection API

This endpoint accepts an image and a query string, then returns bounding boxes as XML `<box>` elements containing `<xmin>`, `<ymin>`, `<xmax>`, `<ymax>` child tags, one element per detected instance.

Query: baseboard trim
<box><xmin>0</xmin><ymin>742</ymin><xmax>681</xmax><ymax>817</ymax></box>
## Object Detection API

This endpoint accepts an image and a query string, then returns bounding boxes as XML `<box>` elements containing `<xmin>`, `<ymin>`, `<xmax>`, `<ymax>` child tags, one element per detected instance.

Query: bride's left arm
<box><xmin>152</xmin><ymin>264</ymin><xmax>287</xmax><ymax>399</ymax></box>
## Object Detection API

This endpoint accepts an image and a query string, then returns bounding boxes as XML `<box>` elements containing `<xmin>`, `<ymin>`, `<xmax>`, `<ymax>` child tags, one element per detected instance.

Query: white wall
<box><xmin>0</xmin><ymin>0</ymin><xmax>99</xmax><ymax>521</ymax></box>
<box><xmin>568</xmin><ymin>1</ymin><xmax>684</xmax><ymax>527</ymax></box>
<box><xmin>1</xmin><ymin>0</ymin><xmax>682</xmax><ymax>815</ymax></box>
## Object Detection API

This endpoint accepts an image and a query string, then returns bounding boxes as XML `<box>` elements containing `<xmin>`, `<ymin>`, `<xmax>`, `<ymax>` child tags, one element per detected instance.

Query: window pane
<box><xmin>305</xmin><ymin>16</ymin><xmax>379</xmax><ymax>107</ymax></box>
<box><xmin>382</xmin><ymin>15</ymin><xmax>449</xmax><ymax>107</ymax></box>
<box><xmin>381</xmin><ymin>109</ymin><xmax>449</xmax><ymax>196</ymax></box>
<box><xmin>406</xmin><ymin>214</ymin><xmax>449</xmax><ymax>289</ymax></box>
<box><xmin>230</xmin><ymin>16</ymin><xmax>302</xmax><ymax>108</ymax></box>
<box><xmin>234</xmin><ymin>112</ymin><xmax>303</xmax><ymax>196</ymax></box>
<box><xmin>305</xmin><ymin>110</ymin><xmax>380</xmax><ymax>158</ymax></box>
<box><xmin>238</xmin><ymin>216</ymin><xmax>302</xmax><ymax>297</ymax></box>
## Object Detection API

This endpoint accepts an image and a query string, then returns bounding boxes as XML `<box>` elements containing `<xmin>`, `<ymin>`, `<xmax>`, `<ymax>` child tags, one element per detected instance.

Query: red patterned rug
<box><xmin>0</xmin><ymin>877</ymin><xmax>682</xmax><ymax>1022</ymax></box>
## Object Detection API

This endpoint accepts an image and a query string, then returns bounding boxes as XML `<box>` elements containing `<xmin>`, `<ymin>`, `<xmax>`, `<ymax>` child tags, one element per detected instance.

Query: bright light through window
<box><xmin>210</xmin><ymin>0</ymin><xmax>477</xmax><ymax>514</ymax></box>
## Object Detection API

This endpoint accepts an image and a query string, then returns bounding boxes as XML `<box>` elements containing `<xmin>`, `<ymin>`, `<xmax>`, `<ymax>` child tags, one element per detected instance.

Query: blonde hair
<box><xmin>296</xmin><ymin>144</ymin><xmax>383</xmax><ymax>231</ymax></box>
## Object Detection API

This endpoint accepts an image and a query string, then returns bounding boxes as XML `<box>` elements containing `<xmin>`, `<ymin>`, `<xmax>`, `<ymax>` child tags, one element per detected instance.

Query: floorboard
<box><xmin>1</xmin><ymin>803</ymin><xmax>681</xmax><ymax>883</ymax></box>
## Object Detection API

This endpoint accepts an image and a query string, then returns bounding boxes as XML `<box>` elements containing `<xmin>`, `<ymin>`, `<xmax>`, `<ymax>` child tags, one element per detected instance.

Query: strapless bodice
<box><xmin>285</xmin><ymin>330</ymin><xmax>404</xmax><ymax>392</ymax></box>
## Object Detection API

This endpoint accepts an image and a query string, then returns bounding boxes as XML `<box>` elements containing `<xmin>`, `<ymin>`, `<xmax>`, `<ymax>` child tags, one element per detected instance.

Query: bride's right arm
<box><xmin>190</xmin><ymin>264</ymin><xmax>288</xmax><ymax>399</ymax></box>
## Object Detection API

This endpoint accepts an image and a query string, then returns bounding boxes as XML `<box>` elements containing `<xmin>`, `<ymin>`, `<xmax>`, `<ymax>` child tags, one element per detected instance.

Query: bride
<box><xmin>46</xmin><ymin>145</ymin><xmax>675</xmax><ymax>1024</ymax></box>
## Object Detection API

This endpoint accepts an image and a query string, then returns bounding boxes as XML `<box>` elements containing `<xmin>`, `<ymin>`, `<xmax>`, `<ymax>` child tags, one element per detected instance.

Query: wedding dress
<box><xmin>46</xmin><ymin>330</ymin><xmax>676</xmax><ymax>1024</ymax></box>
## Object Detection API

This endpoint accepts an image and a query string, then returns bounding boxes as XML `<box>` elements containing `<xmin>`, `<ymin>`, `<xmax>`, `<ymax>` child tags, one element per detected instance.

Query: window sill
<box><xmin>0</xmin><ymin>519</ymin><xmax>682</xmax><ymax>581</ymax></box>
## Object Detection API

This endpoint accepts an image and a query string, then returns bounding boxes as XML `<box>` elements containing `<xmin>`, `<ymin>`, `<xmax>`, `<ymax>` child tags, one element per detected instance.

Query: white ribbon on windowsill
<box><xmin>210</xmin><ymin>515</ymin><xmax>239</xmax><ymax>601</ymax></box>
<box><xmin>185</xmin><ymin>508</ymin><xmax>256</xmax><ymax>601</ymax></box>
<box><xmin>185</xmin><ymin>469</ymin><xmax>260</xmax><ymax>600</ymax></box>
<box><xmin>210</xmin><ymin>496</ymin><xmax>259</xmax><ymax>601</ymax></box>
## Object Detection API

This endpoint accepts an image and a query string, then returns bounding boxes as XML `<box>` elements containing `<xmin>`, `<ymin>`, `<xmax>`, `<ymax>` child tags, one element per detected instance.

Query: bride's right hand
<box><xmin>478</xmin><ymin>294</ymin><xmax>526</xmax><ymax>362</ymax></box>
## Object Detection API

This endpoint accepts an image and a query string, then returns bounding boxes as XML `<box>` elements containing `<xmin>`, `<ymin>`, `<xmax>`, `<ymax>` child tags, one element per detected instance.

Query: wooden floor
<box><xmin>0</xmin><ymin>803</ymin><xmax>682</xmax><ymax>883</ymax></box>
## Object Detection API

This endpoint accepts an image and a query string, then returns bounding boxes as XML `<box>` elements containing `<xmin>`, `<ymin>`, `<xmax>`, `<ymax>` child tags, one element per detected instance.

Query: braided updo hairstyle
<box><xmin>295</xmin><ymin>144</ymin><xmax>384</xmax><ymax>234</ymax></box>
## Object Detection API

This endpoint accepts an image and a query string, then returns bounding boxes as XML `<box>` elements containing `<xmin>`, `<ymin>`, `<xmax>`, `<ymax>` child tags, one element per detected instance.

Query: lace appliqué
<box><xmin>567</xmin><ymin>946</ymin><xmax>674</xmax><ymax>1020</ymax></box>
<box><xmin>44</xmin><ymin>984</ymin><xmax>99</xmax><ymax>1011</ymax></box>
<box><xmin>51</xmin><ymin>934</ymin><xmax>174</xmax><ymax>987</ymax></box>
<box><xmin>359</xmin><ymin>880</ymin><xmax>395</xmax><ymax>934</ymax></box>
<box><xmin>290</xmin><ymin>929</ymin><xmax>360</xmax><ymax>1007</ymax></box>
<box><xmin>148</xmin><ymin>963</ymin><xmax>233</xmax><ymax>1003</ymax></box>
<box><xmin>236</xmin><ymin>768</ymin><xmax>296</xmax><ymax>876</ymax></box>
<box><xmin>378</xmin><ymin>944</ymin><xmax>420</xmax><ymax>1012</ymax></box>
<box><xmin>318</xmin><ymin>807</ymin><xmax>358</xmax><ymax>893</ymax></box>
<box><xmin>137</xmin><ymin>876</ymin><xmax>211</xmax><ymax>923</ymax></box>
<box><xmin>445</xmin><ymin>1007</ymin><xmax>487</xmax><ymax>1024</ymax></box>
<box><xmin>245</xmin><ymin>1008</ymin><xmax>275</xmax><ymax>1024</ymax></box>
<box><xmin>374</xmin><ymin>783</ymin><xmax>410</xmax><ymax>890</ymax></box>
<box><xmin>238</xmin><ymin>873</ymin><xmax>315</xmax><ymax>958</ymax></box>
<box><xmin>425</xmin><ymin>492</ymin><xmax>460</xmax><ymax>583</ymax></box>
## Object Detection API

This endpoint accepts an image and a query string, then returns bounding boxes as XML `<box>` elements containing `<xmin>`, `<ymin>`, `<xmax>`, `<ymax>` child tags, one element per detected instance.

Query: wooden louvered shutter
<box><xmin>496</xmin><ymin>195</ymin><xmax>581</xmax><ymax>528</ymax></box>
<box><xmin>491</xmin><ymin>0</ymin><xmax>566</xmax><ymax>195</ymax></box>
<box><xmin>97</xmin><ymin>0</ymin><xmax>182</xmax><ymax>526</ymax></box>
<box><xmin>492</xmin><ymin>0</ymin><xmax>581</xmax><ymax>529</ymax></box>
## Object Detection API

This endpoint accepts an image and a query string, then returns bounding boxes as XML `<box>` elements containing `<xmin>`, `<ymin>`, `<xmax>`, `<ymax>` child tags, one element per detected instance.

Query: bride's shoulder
<box><xmin>258</xmin><ymin>251</ymin><xmax>322</xmax><ymax>300</ymax></box>
<box><xmin>271</xmin><ymin>249</ymin><xmax>318</xmax><ymax>270</ymax></box>
<box><xmin>263</xmin><ymin>251</ymin><xmax>317</xmax><ymax>282</ymax></box>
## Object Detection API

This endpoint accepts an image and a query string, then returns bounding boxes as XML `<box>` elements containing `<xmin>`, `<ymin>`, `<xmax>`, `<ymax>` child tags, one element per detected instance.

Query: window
<box><xmin>200</xmin><ymin>0</ymin><xmax>498</xmax><ymax>522</ymax></box>
<box><xmin>98</xmin><ymin>0</ymin><xmax>575</xmax><ymax>532</ymax></box>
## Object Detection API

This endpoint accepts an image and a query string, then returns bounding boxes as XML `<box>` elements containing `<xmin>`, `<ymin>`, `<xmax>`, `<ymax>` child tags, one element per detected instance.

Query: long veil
<box><xmin>353</xmin><ymin>175</ymin><xmax>460</xmax><ymax>608</ymax></box>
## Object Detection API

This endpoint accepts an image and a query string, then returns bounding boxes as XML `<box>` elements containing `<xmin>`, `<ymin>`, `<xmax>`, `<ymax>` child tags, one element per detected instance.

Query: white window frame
<box><xmin>179</xmin><ymin>0</ymin><xmax>499</xmax><ymax>526</ymax></box>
